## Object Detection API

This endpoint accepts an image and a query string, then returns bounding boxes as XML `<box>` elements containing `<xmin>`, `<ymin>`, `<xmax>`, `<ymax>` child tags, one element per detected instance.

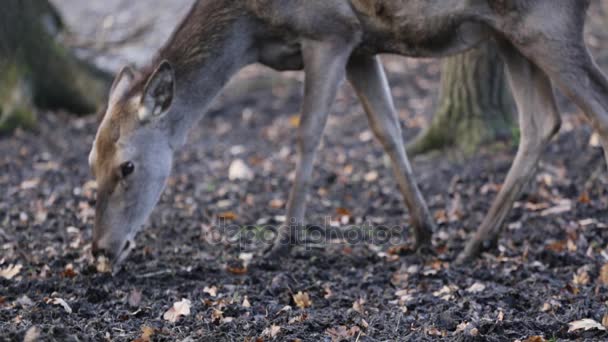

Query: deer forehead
<box><xmin>90</xmin><ymin>96</ymin><xmax>142</xmax><ymax>168</ymax></box>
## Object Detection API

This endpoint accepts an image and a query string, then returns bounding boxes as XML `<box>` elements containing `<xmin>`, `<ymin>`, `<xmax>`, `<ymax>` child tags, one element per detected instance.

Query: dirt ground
<box><xmin>2</xmin><ymin>1</ymin><xmax>608</xmax><ymax>341</ymax></box>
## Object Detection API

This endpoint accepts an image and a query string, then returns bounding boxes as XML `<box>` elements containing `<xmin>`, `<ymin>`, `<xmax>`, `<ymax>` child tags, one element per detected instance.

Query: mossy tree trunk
<box><xmin>0</xmin><ymin>0</ymin><xmax>110</xmax><ymax>134</ymax></box>
<box><xmin>407</xmin><ymin>41</ymin><xmax>515</xmax><ymax>156</ymax></box>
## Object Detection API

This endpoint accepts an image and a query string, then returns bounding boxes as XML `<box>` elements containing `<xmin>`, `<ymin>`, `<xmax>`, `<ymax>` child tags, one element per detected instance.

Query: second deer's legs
<box><xmin>458</xmin><ymin>40</ymin><xmax>561</xmax><ymax>263</ymax></box>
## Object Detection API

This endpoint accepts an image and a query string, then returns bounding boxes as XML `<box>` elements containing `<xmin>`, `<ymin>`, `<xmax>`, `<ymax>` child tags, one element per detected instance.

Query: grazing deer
<box><xmin>89</xmin><ymin>0</ymin><xmax>608</xmax><ymax>268</ymax></box>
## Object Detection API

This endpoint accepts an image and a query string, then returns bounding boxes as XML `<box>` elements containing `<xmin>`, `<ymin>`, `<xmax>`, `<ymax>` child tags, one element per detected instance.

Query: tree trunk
<box><xmin>0</xmin><ymin>0</ymin><xmax>110</xmax><ymax>134</ymax></box>
<box><xmin>407</xmin><ymin>41</ymin><xmax>515</xmax><ymax>156</ymax></box>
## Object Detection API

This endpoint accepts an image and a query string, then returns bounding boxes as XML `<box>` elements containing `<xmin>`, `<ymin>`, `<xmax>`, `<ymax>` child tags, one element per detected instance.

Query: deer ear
<box><xmin>139</xmin><ymin>60</ymin><xmax>175</xmax><ymax>122</ymax></box>
<box><xmin>109</xmin><ymin>65</ymin><xmax>135</xmax><ymax>107</ymax></box>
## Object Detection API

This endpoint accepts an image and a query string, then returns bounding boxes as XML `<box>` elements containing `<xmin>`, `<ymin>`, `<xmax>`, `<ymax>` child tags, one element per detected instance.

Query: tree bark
<box><xmin>407</xmin><ymin>41</ymin><xmax>515</xmax><ymax>156</ymax></box>
<box><xmin>0</xmin><ymin>0</ymin><xmax>110</xmax><ymax>134</ymax></box>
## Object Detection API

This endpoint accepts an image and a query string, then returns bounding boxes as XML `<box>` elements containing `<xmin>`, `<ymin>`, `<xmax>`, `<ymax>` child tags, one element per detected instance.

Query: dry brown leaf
<box><xmin>269</xmin><ymin>198</ymin><xmax>285</xmax><ymax>209</ymax></box>
<box><xmin>228</xmin><ymin>159</ymin><xmax>254</xmax><ymax>181</ymax></box>
<box><xmin>599</xmin><ymin>264</ymin><xmax>608</xmax><ymax>285</ymax></box>
<box><xmin>133</xmin><ymin>326</ymin><xmax>155</xmax><ymax>342</ymax></box>
<box><xmin>572</xmin><ymin>268</ymin><xmax>590</xmax><ymax>286</ymax></box>
<box><xmin>23</xmin><ymin>326</ymin><xmax>41</xmax><ymax>342</ymax></box>
<box><xmin>242</xmin><ymin>296</ymin><xmax>251</xmax><ymax>308</ymax></box>
<box><xmin>364</xmin><ymin>171</ymin><xmax>378</xmax><ymax>182</ymax></box>
<box><xmin>603</xmin><ymin>313</ymin><xmax>608</xmax><ymax>329</ymax></box>
<box><xmin>218</xmin><ymin>211</ymin><xmax>238</xmax><ymax>221</ymax></box>
<box><xmin>203</xmin><ymin>286</ymin><xmax>218</xmax><ymax>297</ymax></box>
<box><xmin>96</xmin><ymin>256</ymin><xmax>112</xmax><ymax>273</ymax></box>
<box><xmin>163</xmin><ymin>298</ymin><xmax>191</xmax><ymax>323</ymax></box>
<box><xmin>62</xmin><ymin>264</ymin><xmax>77</xmax><ymax>278</ymax></box>
<box><xmin>578</xmin><ymin>191</ymin><xmax>591</xmax><ymax>204</ymax></box>
<box><xmin>523</xmin><ymin>336</ymin><xmax>547</xmax><ymax>342</ymax></box>
<box><xmin>128</xmin><ymin>289</ymin><xmax>143</xmax><ymax>308</ymax></box>
<box><xmin>568</xmin><ymin>318</ymin><xmax>606</xmax><ymax>332</ymax></box>
<box><xmin>466</xmin><ymin>282</ymin><xmax>486</xmax><ymax>293</ymax></box>
<box><xmin>289</xmin><ymin>115</ymin><xmax>300</xmax><ymax>128</ymax></box>
<box><xmin>352</xmin><ymin>298</ymin><xmax>366</xmax><ymax>314</ymax></box>
<box><xmin>336</xmin><ymin>207</ymin><xmax>351</xmax><ymax>217</ymax></box>
<box><xmin>46</xmin><ymin>297</ymin><xmax>72</xmax><ymax>314</ymax></box>
<box><xmin>0</xmin><ymin>264</ymin><xmax>23</xmax><ymax>280</ymax></box>
<box><xmin>211</xmin><ymin>308</ymin><xmax>224</xmax><ymax>323</ymax></box>
<box><xmin>293</xmin><ymin>291</ymin><xmax>312</xmax><ymax>309</ymax></box>
<box><xmin>262</xmin><ymin>324</ymin><xmax>281</xmax><ymax>339</ymax></box>
<box><xmin>326</xmin><ymin>326</ymin><xmax>362</xmax><ymax>342</ymax></box>
<box><xmin>323</xmin><ymin>284</ymin><xmax>333</xmax><ymax>299</ymax></box>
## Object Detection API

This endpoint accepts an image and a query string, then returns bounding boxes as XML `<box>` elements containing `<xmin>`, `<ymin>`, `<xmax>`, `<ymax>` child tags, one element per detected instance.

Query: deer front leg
<box><xmin>263</xmin><ymin>38</ymin><xmax>358</xmax><ymax>260</ymax></box>
<box><xmin>457</xmin><ymin>40</ymin><xmax>560</xmax><ymax>263</ymax></box>
<box><xmin>347</xmin><ymin>55</ymin><xmax>435</xmax><ymax>249</ymax></box>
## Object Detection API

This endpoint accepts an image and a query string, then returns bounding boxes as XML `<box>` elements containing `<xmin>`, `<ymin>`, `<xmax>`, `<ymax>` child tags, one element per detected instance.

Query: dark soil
<box><xmin>2</xmin><ymin>2</ymin><xmax>608</xmax><ymax>342</ymax></box>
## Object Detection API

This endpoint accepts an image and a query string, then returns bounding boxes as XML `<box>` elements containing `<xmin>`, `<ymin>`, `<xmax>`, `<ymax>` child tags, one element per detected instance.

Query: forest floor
<box><xmin>2</xmin><ymin>1</ymin><xmax>608</xmax><ymax>341</ymax></box>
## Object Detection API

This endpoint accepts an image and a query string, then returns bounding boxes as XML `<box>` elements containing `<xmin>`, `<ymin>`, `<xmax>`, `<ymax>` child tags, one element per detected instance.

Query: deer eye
<box><xmin>120</xmin><ymin>161</ymin><xmax>135</xmax><ymax>178</ymax></box>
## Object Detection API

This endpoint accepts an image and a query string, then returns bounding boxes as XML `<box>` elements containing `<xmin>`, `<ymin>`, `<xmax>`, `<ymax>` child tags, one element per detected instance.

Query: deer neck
<box><xmin>153</xmin><ymin>7</ymin><xmax>256</xmax><ymax>148</ymax></box>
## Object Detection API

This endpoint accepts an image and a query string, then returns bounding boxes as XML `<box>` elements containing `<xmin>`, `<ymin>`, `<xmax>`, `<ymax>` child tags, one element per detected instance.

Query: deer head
<box><xmin>89</xmin><ymin>61</ymin><xmax>176</xmax><ymax>267</ymax></box>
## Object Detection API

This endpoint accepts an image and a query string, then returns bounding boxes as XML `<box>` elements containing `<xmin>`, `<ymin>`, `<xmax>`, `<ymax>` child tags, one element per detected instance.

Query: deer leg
<box><xmin>534</xmin><ymin>51</ymin><xmax>608</xmax><ymax>166</ymax></box>
<box><xmin>263</xmin><ymin>38</ymin><xmax>358</xmax><ymax>259</ymax></box>
<box><xmin>458</xmin><ymin>40</ymin><xmax>561</xmax><ymax>263</ymax></box>
<box><xmin>347</xmin><ymin>55</ymin><xmax>435</xmax><ymax>248</ymax></box>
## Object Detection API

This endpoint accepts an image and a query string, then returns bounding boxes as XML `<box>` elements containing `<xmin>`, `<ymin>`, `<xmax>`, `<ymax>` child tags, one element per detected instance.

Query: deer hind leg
<box><xmin>528</xmin><ymin>45</ymin><xmax>608</xmax><ymax>165</ymax></box>
<box><xmin>458</xmin><ymin>39</ymin><xmax>561</xmax><ymax>263</ymax></box>
<box><xmin>262</xmin><ymin>37</ymin><xmax>359</xmax><ymax>260</ymax></box>
<box><xmin>347</xmin><ymin>55</ymin><xmax>435</xmax><ymax>248</ymax></box>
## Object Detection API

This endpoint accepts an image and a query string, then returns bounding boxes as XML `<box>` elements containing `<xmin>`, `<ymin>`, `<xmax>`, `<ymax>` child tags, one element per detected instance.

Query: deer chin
<box><xmin>111</xmin><ymin>239</ymin><xmax>136</xmax><ymax>276</ymax></box>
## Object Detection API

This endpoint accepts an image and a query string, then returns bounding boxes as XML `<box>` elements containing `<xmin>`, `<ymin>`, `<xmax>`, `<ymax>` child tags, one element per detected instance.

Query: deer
<box><xmin>89</xmin><ymin>0</ymin><xmax>608</xmax><ymax>270</ymax></box>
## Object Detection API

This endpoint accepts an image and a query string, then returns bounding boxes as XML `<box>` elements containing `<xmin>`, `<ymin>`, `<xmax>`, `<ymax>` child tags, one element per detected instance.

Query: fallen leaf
<box><xmin>163</xmin><ymin>298</ymin><xmax>191</xmax><ymax>323</ymax></box>
<box><xmin>466</xmin><ymin>282</ymin><xmax>486</xmax><ymax>293</ymax></box>
<box><xmin>47</xmin><ymin>297</ymin><xmax>72</xmax><ymax>314</ymax></box>
<box><xmin>603</xmin><ymin>313</ymin><xmax>608</xmax><ymax>329</ymax></box>
<box><xmin>228</xmin><ymin>159</ymin><xmax>254</xmax><ymax>181</ymax></box>
<box><xmin>0</xmin><ymin>264</ymin><xmax>22</xmax><ymax>280</ymax></box>
<box><xmin>133</xmin><ymin>326</ymin><xmax>155</xmax><ymax>342</ymax></box>
<box><xmin>589</xmin><ymin>132</ymin><xmax>602</xmax><ymax>147</ymax></box>
<box><xmin>289</xmin><ymin>115</ymin><xmax>300</xmax><ymax>128</ymax></box>
<box><xmin>336</xmin><ymin>207</ymin><xmax>351</xmax><ymax>217</ymax></box>
<box><xmin>96</xmin><ymin>256</ymin><xmax>112</xmax><ymax>273</ymax></box>
<box><xmin>326</xmin><ymin>326</ymin><xmax>362</xmax><ymax>342</ymax></box>
<box><xmin>218</xmin><ymin>211</ymin><xmax>238</xmax><ymax>221</ymax></box>
<box><xmin>23</xmin><ymin>326</ymin><xmax>40</xmax><ymax>342</ymax></box>
<box><xmin>269</xmin><ymin>198</ymin><xmax>285</xmax><ymax>209</ymax></box>
<box><xmin>568</xmin><ymin>319</ymin><xmax>606</xmax><ymax>332</ymax></box>
<box><xmin>364</xmin><ymin>171</ymin><xmax>378</xmax><ymax>182</ymax></box>
<box><xmin>262</xmin><ymin>324</ymin><xmax>281</xmax><ymax>339</ymax></box>
<box><xmin>540</xmin><ymin>200</ymin><xmax>572</xmax><ymax>216</ymax></box>
<box><xmin>62</xmin><ymin>264</ymin><xmax>77</xmax><ymax>278</ymax></box>
<box><xmin>599</xmin><ymin>264</ymin><xmax>608</xmax><ymax>285</ymax></box>
<box><xmin>203</xmin><ymin>286</ymin><xmax>218</xmax><ymax>297</ymax></box>
<box><xmin>572</xmin><ymin>268</ymin><xmax>590</xmax><ymax>286</ymax></box>
<box><xmin>128</xmin><ymin>289</ymin><xmax>143</xmax><ymax>308</ymax></box>
<box><xmin>293</xmin><ymin>291</ymin><xmax>312</xmax><ymax>309</ymax></box>
<box><xmin>523</xmin><ymin>336</ymin><xmax>547</xmax><ymax>342</ymax></box>
<box><xmin>211</xmin><ymin>308</ymin><xmax>223</xmax><ymax>323</ymax></box>
<box><xmin>242</xmin><ymin>296</ymin><xmax>251</xmax><ymax>308</ymax></box>
<box><xmin>352</xmin><ymin>298</ymin><xmax>365</xmax><ymax>314</ymax></box>
<box><xmin>579</xmin><ymin>191</ymin><xmax>591</xmax><ymax>204</ymax></box>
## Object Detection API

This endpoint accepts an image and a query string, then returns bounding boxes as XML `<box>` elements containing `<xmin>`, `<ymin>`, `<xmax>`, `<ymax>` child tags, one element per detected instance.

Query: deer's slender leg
<box><xmin>347</xmin><ymin>55</ymin><xmax>435</xmax><ymax>248</ymax></box>
<box><xmin>263</xmin><ymin>38</ymin><xmax>358</xmax><ymax>259</ymax></box>
<box><xmin>458</xmin><ymin>40</ymin><xmax>561</xmax><ymax>263</ymax></box>
<box><xmin>531</xmin><ymin>50</ymin><xmax>608</xmax><ymax>166</ymax></box>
